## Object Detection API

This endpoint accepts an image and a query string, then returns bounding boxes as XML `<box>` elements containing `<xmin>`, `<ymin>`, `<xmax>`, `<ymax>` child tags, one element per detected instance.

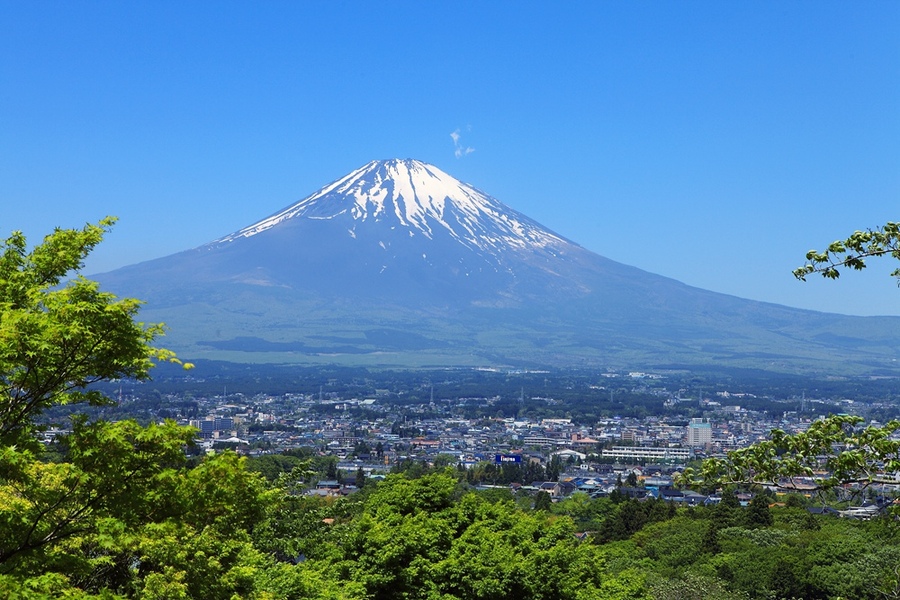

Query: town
<box><xmin>55</xmin><ymin>364</ymin><xmax>900</xmax><ymax>511</ymax></box>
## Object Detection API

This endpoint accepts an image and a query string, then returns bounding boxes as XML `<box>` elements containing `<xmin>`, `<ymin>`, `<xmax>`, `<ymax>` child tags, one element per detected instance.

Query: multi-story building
<box><xmin>686</xmin><ymin>418</ymin><xmax>712</xmax><ymax>447</ymax></box>
<box><xmin>601</xmin><ymin>446</ymin><xmax>693</xmax><ymax>462</ymax></box>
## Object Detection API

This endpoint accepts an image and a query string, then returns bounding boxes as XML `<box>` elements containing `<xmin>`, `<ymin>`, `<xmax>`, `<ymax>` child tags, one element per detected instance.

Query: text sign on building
<box><xmin>495</xmin><ymin>454</ymin><xmax>522</xmax><ymax>464</ymax></box>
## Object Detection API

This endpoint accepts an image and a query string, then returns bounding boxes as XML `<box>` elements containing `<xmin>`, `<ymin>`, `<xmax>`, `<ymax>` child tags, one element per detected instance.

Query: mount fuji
<box><xmin>96</xmin><ymin>159</ymin><xmax>900</xmax><ymax>374</ymax></box>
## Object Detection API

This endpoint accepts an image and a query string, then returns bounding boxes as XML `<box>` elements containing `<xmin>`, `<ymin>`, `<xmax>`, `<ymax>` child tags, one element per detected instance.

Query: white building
<box><xmin>601</xmin><ymin>446</ymin><xmax>692</xmax><ymax>462</ymax></box>
<box><xmin>687</xmin><ymin>418</ymin><xmax>712</xmax><ymax>447</ymax></box>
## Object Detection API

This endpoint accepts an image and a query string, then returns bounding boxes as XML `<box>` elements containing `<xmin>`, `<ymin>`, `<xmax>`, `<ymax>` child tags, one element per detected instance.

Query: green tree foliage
<box><xmin>551</xmin><ymin>491</ymin><xmax>615</xmax><ymax>531</ymax></box>
<box><xmin>680</xmin><ymin>415</ymin><xmax>900</xmax><ymax>499</ymax></box>
<box><xmin>601</xmin><ymin>502</ymin><xmax>900</xmax><ymax>600</ymax></box>
<box><xmin>0</xmin><ymin>219</ymin><xmax>189</xmax><ymax>449</ymax></box>
<box><xmin>0</xmin><ymin>222</ymin><xmax>191</xmax><ymax>574</ymax></box>
<box><xmin>464</xmin><ymin>459</ymin><xmax>545</xmax><ymax>486</ymax></box>
<box><xmin>354</xmin><ymin>467</ymin><xmax>367</xmax><ymax>489</ymax></box>
<box><xmin>430</xmin><ymin>453</ymin><xmax>456</xmax><ymax>469</ymax></box>
<box><xmin>313</xmin><ymin>472</ymin><xmax>652</xmax><ymax>600</ymax></box>
<box><xmin>474</xmin><ymin>487</ymin><xmax>514</xmax><ymax>505</ymax></box>
<box><xmin>0</xmin><ymin>418</ymin><xmax>194</xmax><ymax>570</ymax></box>
<box><xmin>597</xmin><ymin>497</ymin><xmax>673</xmax><ymax>543</ymax></box>
<box><xmin>647</xmin><ymin>572</ymin><xmax>749</xmax><ymax>600</ymax></box>
<box><xmin>630</xmin><ymin>517</ymin><xmax>708</xmax><ymax>575</ymax></box>
<box><xmin>701</xmin><ymin>521</ymin><xmax>720</xmax><ymax>554</ymax></box>
<box><xmin>0</xmin><ymin>222</ymin><xmax>289</xmax><ymax>598</ymax></box>
<box><xmin>708</xmin><ymin>490</ymin><xmax>739</xmax><ymax>530</ymax></box>
<box><xmin>246</xmin><ymin>452</ymin><xmax>313</xmax><ymax>485</ymax></box>
<box><xmin>1</xmin><ymin>421</ymin><xmax>280</xmax><ymax>597</ymax></box>
<box><xmin>793</xmin><ymin>221</ymin><xmax>900</xmax><ymax>282</ymax></box>
<box><xmin>533</xmin><ymin>490</ymin><xmax>552</xmax><ymax>512</ymax></box>
<box><xmin>545</xmin><ymin>455</ymin><xmax>562</xmax><ymax>482</ymax></box>
<box><xmin>743</xmin><ymin>494</ymin><xmax>773</xmax><ymax>528</ymax></box>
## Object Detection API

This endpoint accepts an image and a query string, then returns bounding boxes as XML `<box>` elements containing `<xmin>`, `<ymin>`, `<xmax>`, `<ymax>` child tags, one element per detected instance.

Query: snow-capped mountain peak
<box><xmin>214</xmin><ymin>159</ymin><xmax>570</xmax><ymax>255</ymax></box>
<box><xmin>96</xmin><ymin>159</ymin><xmax>900</xmax><ymax>374</ymax></box>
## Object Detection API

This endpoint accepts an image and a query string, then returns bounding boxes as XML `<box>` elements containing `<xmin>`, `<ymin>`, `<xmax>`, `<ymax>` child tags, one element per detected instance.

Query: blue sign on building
<box><xmin>494</xmin><ymin>454</ymin><xmax>522</xmax><ymax>464</ymax></box>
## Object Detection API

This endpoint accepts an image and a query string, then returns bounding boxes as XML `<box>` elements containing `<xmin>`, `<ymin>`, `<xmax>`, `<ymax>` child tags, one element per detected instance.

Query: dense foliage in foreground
<box><xmin>4</xmin><ymin>450</ymin><xmax>900</xmax><ymax>599</ymax></box>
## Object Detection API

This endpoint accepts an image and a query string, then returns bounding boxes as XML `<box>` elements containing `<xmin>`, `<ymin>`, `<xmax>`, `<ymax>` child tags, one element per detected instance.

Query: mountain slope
<box><xmin>96</xmin><ymin>159</ymin><xmax>900</xmax><ymax>374</ymax></box>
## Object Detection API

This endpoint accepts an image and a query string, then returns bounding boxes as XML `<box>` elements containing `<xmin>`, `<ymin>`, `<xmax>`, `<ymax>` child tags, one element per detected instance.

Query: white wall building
<box><xmin>687</xmin><ymin>418</ymin><xmax>712</xmax><ymax>447</ymax></box>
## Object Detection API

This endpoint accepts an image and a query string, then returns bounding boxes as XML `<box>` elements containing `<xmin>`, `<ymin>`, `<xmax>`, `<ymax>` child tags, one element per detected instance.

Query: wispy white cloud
<box><xmin>450</xmin><ymin>128</ymin><xmax>475</xmax><ymax>158</ymax></box>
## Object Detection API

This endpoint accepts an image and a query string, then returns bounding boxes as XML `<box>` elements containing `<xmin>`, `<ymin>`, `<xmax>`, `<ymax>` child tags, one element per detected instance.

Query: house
<box><xmin>658</xmin><ymin>489</ymin><xmax>685</xmax><ymax>503</ymax></box>
<box><xmin>682</xmin><ymin>490</ymin><xmax>709</xmax><ymax>506</ymax></box>
<box><xmin>309</xmin><ymin>480</ymin><xmax>345</xmax><ymax>497</ymax></box>
<box><xmin>530</xmin><ymin>480</ymin><xmax>578</xmax><ymax>498</ymax></box>
<box><xmin>552</xmin><ymin>449</ymin><xmax>587</xmax><ymax>462</ymax></box>
<box><xmin>807</xmin><ymin>506</ymin><xmax>840</xmax><ymax>516</ymax></box>
<box><xmin>617</xmin><ymin>487</ymin><xmax>648</xmax><ymax>500</ymax></box>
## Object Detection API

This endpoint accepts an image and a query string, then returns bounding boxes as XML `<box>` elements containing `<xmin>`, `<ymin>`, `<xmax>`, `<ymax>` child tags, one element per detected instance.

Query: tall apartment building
<box><xmin>686</xmin><ymin>418</ymin><xmax>712</xmax><ymax>447</ymax></box>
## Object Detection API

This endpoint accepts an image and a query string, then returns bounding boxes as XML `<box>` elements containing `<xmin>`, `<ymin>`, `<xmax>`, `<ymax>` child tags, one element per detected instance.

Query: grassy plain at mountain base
<box><xmin>135</xmin><ymin>287</ymin><xmax>900</xmax><ymax>375</ymax></box>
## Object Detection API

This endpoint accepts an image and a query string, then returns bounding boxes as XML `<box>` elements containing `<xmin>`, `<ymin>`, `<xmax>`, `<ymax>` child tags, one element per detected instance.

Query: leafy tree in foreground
<box><xmin>0</xmin><ymin>217</ymin><xmax>189</xmax><ymax>449</ymax></box>
<box><xmin>0</xmin><ymin>220</ymin><xmax>195</xmax><ymax>565</ymax></box>
<box><xmin>679</xmin><ymin>415</ymin><xmax>900</xmax><ymax>498</ymax></box>
<box><xmin>0</xmin><ymin>418</ymin><xmax>194</xmax><ymax>570</ymax></box>
<box><xmin>0</xmin><ymin>221</ymin><xmax>352</xmax><ymax>598</ymax></box>
<box><xmin>793</xmin><ymin>220</ymin><xmax>900</xmax><ymax>282</ymax></box>
<box><xmin>320</xmin><ymin>471</ymin><xmax>651</xmax><ymax>600</ymax></box>
<box><xmin>681</xmin><ymin>225</ymin><xmax>900</xmax><ymax>501</ymax></box>
<box><xmin>0</xmin><ymin>221</ymin><xmax>269</xmax><ymax>597</ymax></box>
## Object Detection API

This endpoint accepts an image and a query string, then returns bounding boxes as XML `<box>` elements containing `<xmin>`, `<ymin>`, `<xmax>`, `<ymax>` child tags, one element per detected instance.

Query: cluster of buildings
<box><xmin>175</xmin><ymin>391</ymin><xmax>893</xmax><ymax>484</ymax></box>
<box><xmin>189</xmin><ymin>407</ymin><xmax>722</xmax><ymax>465</ymax></box>
<box><xmin>75</xmin><ymin>375</ymin><xmax>895</xmax><ymax>513</ymax></box>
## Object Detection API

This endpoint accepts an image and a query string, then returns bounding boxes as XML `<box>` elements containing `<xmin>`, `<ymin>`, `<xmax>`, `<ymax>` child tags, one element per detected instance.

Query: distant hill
<box><xmin>96</xmin><ymin>159</ymin><xmax>900</xmax><ymax>374</ymax></box>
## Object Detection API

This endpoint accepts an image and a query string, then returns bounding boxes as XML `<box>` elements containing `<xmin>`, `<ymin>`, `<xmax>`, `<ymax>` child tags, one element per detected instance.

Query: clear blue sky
<box><xmin>2</xmin><ymin>2</ymin><xmax>898</xmax><ymax>315</ymax></box>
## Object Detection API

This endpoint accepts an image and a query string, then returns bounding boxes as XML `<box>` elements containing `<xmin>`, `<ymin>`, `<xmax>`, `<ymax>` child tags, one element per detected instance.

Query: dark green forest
<box><xmin>6</xmin><ymin>453</ymin><xmax>900</xmax><ymax>599</ymax></box>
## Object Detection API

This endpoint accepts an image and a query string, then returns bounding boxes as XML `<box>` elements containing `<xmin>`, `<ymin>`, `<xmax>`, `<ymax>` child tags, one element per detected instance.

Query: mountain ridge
<box><xmin>95</xmin><ymin>159</ymin><xmax>900</xmax><ymax>375</ymax></box>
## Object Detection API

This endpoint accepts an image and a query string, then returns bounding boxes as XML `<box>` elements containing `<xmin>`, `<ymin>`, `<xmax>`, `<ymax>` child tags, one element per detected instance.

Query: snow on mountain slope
<box><xmin>213</xmin><ymin>159</ymin><xmax>572</xmax><ymax>258</ymax></box>
<box><xmin>92</xmin><ymin>158</ymin><xmax>900</xmax><ymax>373</ymax></box>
